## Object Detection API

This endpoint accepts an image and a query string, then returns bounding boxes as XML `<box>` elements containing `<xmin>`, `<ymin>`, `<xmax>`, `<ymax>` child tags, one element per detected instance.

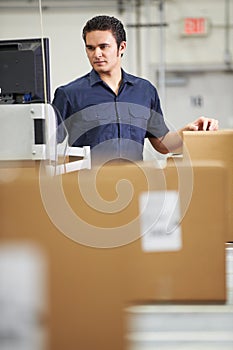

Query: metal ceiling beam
<box><xmin>0</xmin><ymin>0</ymin><xmax>119</xmax><ymax>10</ymax></box>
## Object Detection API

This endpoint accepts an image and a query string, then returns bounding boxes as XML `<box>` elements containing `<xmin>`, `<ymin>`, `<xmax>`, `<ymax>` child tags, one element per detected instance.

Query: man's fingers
<box><xmin>202</xmin><ymin>118</ymin><xmax>209</xmax><ymax>130</ymax></box>
<box><xmin>208</xmin><ymin>119</ymin><xmax>219</xmax><ymax>130</ymax></box>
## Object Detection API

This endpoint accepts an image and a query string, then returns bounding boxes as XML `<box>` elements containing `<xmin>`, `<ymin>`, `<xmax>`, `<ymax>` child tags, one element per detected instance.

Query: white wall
<box><xmin>165</xmin><ymin>0</ymin><xmax>233</xmax><ymax>65</ymax></box>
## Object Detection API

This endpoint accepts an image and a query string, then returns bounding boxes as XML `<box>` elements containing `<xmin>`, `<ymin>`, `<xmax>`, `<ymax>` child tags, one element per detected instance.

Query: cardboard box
<box><xmin>183</xmin><ymin>130</ymin><xmax>233</xmax><ymax>242</ymax></box>
<box><xmin>0</xmin><ymin>161</ymin><xmax>228</xmax><ymax>350</ymax></box>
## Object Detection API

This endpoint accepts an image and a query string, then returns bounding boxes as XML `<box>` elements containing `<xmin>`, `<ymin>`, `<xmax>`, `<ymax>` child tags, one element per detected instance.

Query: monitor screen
<box><xmin>0</xmin><ymin>37</ymin><xmax>50</xmax><ymax>104</ymax></box>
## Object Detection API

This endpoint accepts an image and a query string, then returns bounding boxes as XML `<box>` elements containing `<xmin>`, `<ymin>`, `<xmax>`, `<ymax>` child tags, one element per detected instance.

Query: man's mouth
<box><xmin>94</xmin><ymin>60</ymin><xmax>106</xmax><ymax>64</ymax></box>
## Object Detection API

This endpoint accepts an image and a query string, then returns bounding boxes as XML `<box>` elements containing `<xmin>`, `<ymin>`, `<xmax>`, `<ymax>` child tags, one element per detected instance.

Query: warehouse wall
<box><xmin>0</xmin><ymin>0</ymin><xmax>232</xmax><ymax>131</ymax></box>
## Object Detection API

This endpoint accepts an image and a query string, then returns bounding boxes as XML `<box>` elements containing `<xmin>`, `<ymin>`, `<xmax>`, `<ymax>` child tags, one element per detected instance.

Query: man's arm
<box><xmin>149</xmin><ymin>116</ymin><xmax>219</xmax><ymax>154</ymax></box>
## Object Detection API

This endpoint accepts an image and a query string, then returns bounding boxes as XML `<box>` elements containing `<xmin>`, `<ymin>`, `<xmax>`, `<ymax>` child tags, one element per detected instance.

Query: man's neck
<box><xmin>99</xmin><ymin>68</ymin><xmax>122</xmax><ymax>95</ymax></box>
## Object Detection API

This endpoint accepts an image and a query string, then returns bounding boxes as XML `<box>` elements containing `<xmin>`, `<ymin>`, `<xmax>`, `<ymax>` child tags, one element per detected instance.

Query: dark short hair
<box><xmin>82</xmin><ymin>15</ymin><xmax>126</xmax><ymax>49</ymax></box>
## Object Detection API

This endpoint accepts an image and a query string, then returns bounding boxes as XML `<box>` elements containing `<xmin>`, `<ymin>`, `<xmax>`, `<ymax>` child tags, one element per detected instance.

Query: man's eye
<box><xmin>100</xmin><ymin>44</ymin><xmax>109</xmax><ymax>49</ymax></box>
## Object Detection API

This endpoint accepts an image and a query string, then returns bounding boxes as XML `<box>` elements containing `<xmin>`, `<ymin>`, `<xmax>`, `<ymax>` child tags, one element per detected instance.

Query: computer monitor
<box><xmin>0</xmin><ymin>37</ymin><xmax>50</xmax><ymax>104</ymax></box>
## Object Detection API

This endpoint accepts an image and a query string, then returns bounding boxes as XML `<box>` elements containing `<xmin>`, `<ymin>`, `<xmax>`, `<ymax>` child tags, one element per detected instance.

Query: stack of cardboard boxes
<box><xmin>0</xmin><ymin>150</ymin><xmax>230</xmax><ymax>350</ymax></box>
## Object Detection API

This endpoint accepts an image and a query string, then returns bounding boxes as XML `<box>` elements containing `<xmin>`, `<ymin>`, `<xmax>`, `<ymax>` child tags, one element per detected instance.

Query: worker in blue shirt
<box><xmin>52</xmin><ymin>15</ymin><xmax>218</xmax><ymax>163</ymax></box>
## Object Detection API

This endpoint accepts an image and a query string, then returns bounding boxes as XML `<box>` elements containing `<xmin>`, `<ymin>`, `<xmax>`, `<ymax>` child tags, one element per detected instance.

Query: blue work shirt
<box><xmin>52</xmin><ymin>69</ymin><xmax>169</xmax><ymax>161</ymax></box>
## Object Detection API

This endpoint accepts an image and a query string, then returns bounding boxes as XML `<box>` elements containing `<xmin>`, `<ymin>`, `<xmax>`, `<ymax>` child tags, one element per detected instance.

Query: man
<box><xmin>52</xmin><ymin>15</ymin><xmax>218</xmax><ymax>162</ymax></box>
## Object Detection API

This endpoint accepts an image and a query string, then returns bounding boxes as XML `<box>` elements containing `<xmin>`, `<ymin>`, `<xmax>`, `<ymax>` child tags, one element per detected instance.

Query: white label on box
<box><xmin>139</xmin><ymin>191</ymin><xmax>182</xmax><ymax>252</ymax></box>
<box><xmin>0</xmin><ymin>243</ymin><xmax>47</xmax><ymax>350</ymax></box>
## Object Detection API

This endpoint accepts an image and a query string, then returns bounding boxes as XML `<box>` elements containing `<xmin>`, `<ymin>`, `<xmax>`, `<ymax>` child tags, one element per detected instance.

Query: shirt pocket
<box><xmin>79</xmin><ymin>104</ymin><xmax>116</xmax><ymax>145</ymax></box>
<box><xmin>128</xmin><ymin>104</ymin><xmax>150</xmax><ymax>131</ymax></box>
<box><xmin>80</xmin><ymin>103</ymin><xmax>116</xmax><ymax>130</ymax></box>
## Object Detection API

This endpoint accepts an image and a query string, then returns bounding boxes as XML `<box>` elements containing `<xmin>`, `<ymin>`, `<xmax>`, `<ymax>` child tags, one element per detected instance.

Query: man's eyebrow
<box><xmin>86</xmin><ymin>43</ymin><xmax>110</xmax><ymax>48</ymax></box>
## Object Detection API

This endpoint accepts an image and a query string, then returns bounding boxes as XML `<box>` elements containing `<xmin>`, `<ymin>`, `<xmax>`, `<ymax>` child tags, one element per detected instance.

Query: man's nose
<box><xmin>94</xmin><ymin>47</ymin><xmax>102</xmax><ymax>57</ymax></box>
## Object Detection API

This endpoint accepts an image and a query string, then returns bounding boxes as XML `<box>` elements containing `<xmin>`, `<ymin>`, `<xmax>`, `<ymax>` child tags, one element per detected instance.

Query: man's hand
<box><xmin>183</xmin><ymin>116</ymin><xmax>219</xmax><ymax>131</ymax></box>
<box><xmin>149</xmin><ymin>116</ymin><xmax>219</xmax><ymax>155</ymax></box>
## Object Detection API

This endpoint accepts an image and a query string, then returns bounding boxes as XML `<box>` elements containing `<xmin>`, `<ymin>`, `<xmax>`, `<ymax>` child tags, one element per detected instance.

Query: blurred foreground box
<box><xmin>0</xmin><ymin>160</ymin><xmax>228</xmax><ymax>350</ymax></box>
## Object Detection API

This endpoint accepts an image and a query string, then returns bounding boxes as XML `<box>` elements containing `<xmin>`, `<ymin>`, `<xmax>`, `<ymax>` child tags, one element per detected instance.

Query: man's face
<box><xmin>85</xmin><ymin>30</ymin><xmax>126</xmax><ymax>74</ymax></box>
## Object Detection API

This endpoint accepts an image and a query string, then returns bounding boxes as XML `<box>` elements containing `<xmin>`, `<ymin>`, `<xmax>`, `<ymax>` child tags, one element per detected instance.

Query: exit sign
<box><xmin>181</xmin><ymin>17</ymin><xmax>209</xmax><ymax>36</ymax></box>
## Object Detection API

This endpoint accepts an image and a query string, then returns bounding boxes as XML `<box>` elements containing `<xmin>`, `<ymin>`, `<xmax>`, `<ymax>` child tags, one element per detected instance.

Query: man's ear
<box><xmin>119</xmin><ymin>41</ymin><xmax>126</xmax><ymax>56</ymax></box>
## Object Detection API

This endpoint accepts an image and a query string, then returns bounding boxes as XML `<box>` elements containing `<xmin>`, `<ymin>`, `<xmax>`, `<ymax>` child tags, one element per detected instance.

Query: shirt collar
<box><xmin>90</xmin><ymin>69</ymin><xmax>102</xmax><ymax>86</ymax></box>
<box><xmin>89</xmin><ymin>68</ymin><xmax>135</xmax><ymax>86</ymax></box>
<box><xmin>121</xmin><ymin>70</ymin><xmax>135</xmax><ymax>85</ymax></box>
